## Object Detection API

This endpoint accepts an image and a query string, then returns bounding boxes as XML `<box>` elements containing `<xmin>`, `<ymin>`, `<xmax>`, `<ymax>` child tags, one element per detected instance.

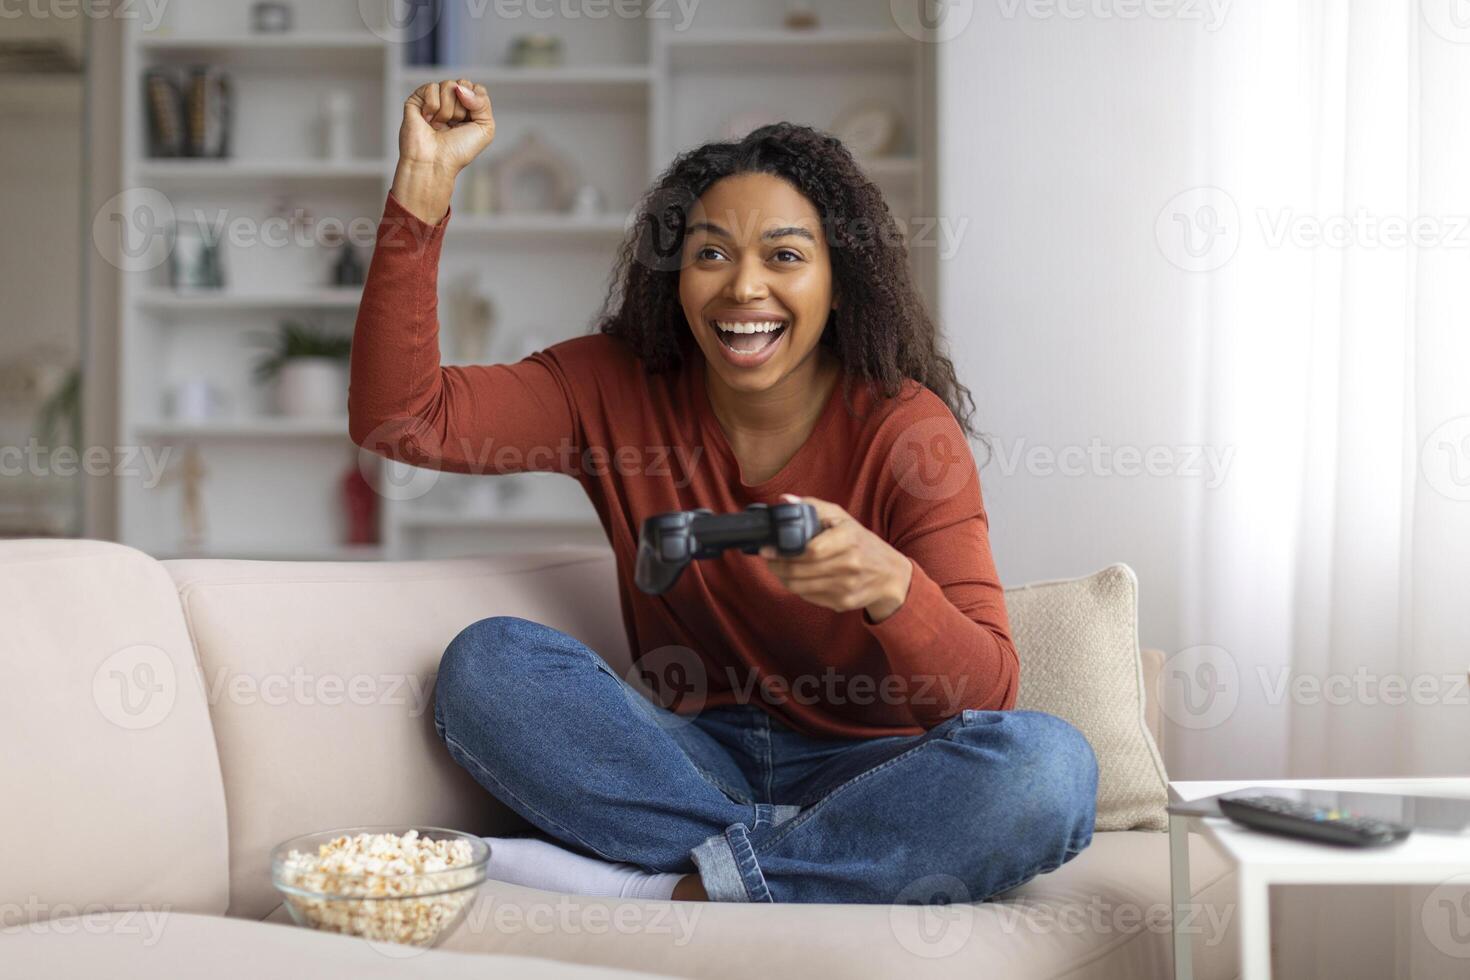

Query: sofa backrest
<box><xmin>1</xmin><ymin>539</ymin><xmax>230</xmax><ymax>923</ymax></box>
<box><xmin>161</xmin><ymin>547</ymin><xmax>631</xmax><ymax>919</ymax></box>
<box><xmin>4</xmin><ymin>537</ymin><xmax>1172</xmax><ymax>924</ymax></box>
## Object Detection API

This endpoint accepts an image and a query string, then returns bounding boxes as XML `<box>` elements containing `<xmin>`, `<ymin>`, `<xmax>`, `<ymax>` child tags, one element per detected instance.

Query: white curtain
<box><xmin>1164</xmin><ymin>0</ymin><xmax>1470</xmax><ymax>788</ymax></box>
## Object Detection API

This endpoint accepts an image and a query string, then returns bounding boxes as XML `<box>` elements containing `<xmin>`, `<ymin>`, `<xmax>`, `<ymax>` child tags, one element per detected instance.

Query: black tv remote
<box><xmin>1216</xmin><ymin>794</ymin><xmax>1412</xmax><ymax>847</ymax></box>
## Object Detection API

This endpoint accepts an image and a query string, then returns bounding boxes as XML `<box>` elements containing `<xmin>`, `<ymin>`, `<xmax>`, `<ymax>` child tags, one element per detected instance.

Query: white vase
<box><xmin>275</xmin><ymin>358</ymin><xmax>345</xmax><ymax>417</ymax></box>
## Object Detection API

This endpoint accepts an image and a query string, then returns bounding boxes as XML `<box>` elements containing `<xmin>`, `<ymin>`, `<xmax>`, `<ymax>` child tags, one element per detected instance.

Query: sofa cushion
<box><xmin>2</xmin><ymin>911</ymin><xmax>668</xmax><ymax>979</ymax></box>
<box><xmin>0</xmin><ymin>539</ymin><xmax>229</xmax><ymax>919</ymax></box>
<box><xmin>417</xmin><ymin>829</ymin><xmax>1237</xmax><ymax>980</ymax></box>
<box><xmin>1007</xmin><ymin>564</ymin><xmax>1170</xmax><ymax>830</ymax></box>
<box><xmin>162</xmin><ymin>548</ymin><xmax>631</xmax><ymax>920</ymax></box>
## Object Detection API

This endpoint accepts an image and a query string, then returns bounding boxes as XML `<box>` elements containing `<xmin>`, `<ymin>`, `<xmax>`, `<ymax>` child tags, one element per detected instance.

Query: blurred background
<box><xmin>3</xmin><ymin>0</ymin><xmax>1468</xmax><ymax>809</ymax></box>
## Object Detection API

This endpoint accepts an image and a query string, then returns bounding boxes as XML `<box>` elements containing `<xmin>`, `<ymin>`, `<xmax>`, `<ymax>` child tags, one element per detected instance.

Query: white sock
<box><xmin>482</xmin><ymin>835</ymin><xmax>687</xmax><ymax>900</ymax></box>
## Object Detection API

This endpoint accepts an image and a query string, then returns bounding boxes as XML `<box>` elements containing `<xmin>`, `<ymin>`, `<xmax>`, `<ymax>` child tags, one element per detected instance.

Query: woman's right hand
<box><xmin>391</xmin><ymin>79</ymin><xmax>494</xmax><ymax>224</ymax></box>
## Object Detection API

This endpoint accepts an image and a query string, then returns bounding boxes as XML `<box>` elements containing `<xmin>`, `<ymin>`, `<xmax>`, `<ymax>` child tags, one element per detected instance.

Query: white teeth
<box><xmin>713</xmin><ymin>320</ymin><xmax>787</xmax><ymax>334</ymax></box>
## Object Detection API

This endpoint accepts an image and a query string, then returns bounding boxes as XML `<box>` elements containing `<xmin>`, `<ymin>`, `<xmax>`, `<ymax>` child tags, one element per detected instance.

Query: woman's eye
<box><xmin>696</xmin><ymin>246</ymin><xmax>724</xmax><ymax>261</ymax></box>
<box><xmin>773</xmin><ymin>249</ymin><xmax>802</xmax><ymax>263</ymax></box>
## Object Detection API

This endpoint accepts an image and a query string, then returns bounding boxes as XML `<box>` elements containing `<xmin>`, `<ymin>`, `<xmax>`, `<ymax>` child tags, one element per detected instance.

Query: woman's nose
<box><xmin>728</xmin><ymin>260</ymin><xmax>769</xmax><ymax>302</ymax></box>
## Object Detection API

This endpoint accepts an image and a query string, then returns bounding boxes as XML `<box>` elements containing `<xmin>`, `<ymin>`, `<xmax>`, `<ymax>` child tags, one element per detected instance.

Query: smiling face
<box><xmin>678</xmin><ymin>172</ymin><xmax>836</xmax><ymax>393</ymax></box>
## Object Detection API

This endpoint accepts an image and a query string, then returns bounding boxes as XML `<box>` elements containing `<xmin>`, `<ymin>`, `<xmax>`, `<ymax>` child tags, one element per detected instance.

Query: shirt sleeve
<box><xmin>861</xmin><ymin>401</ymin><xmax>1020</xmax><ymax>728</ymax></box>
<box><xmin>347</xmin><ymin>190</ymin><xmax>585</xmax><ymax>477</ymax></box>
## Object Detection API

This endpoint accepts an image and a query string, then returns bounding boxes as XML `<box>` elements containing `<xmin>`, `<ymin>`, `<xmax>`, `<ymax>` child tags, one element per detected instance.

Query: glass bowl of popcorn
<box><xmin>271</xmin><ymin>826</ymin><xmax>490</xmax><ymax>948</ymax></box>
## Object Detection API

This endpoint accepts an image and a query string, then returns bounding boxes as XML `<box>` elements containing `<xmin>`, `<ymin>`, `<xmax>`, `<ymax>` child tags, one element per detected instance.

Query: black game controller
<box><xmin>634</xmin><ymin>502</ymin><xmax>822</xmax><ymax>595</ymax></box>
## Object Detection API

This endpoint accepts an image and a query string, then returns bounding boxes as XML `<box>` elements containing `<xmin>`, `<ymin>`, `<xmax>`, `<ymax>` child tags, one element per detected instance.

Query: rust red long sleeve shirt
<box><xmin>349</xmin><ymin>191</ymin><xmax>1019</xmax><ymax>737</ymax></box>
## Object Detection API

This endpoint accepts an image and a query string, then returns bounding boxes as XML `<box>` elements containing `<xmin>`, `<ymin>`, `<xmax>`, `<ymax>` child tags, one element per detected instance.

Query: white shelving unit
<box><xmin>114</xmin><ymin>0</ymin><xmax>934</xmax><ymax>561</ymax></box>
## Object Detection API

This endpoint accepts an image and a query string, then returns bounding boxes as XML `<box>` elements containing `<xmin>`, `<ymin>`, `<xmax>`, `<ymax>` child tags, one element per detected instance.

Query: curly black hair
<box><xmin>593</xmin><ymin>121</ymin><xmax>985</xmax><ymax>451</ymax></box>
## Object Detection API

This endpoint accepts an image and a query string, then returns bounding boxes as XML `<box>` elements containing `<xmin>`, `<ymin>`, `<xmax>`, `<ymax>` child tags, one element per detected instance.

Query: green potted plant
<box><xmin>250</xmin><ymin>319</ymin><xmax>351</xmax><ymax>418</ymax></box>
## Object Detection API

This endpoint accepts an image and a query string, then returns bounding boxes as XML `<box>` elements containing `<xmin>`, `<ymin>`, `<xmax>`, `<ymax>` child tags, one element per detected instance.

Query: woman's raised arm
<box><xmin>349</xmin><ymin>82</ymin><xmax>583</xmax><ymax>478</ymax></box>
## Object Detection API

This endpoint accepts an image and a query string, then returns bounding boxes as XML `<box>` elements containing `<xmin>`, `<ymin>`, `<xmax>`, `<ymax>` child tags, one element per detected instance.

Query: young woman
<box><xmin>349</xmin><ymin>80</ymin><xmax>1099</xmax><ymax>905</ymax></box>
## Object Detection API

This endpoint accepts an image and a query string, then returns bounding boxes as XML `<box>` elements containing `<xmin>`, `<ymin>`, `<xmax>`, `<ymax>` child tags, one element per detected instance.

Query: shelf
<box><xmin>399</xmin><ymin>65</ymin><xmax>652</xmax><ymax>107</ymax></box>
<box><xmin>139</xmin><ymin>33</ymin><xmax>387</xmax><ymax>71</ymax></box>
<box><xmin>133</xmin><ymin>159</ymin><xmax>387</xmax><ymax>186</ymax></box>
<box><xmin>445</xmin><ymin>213</ymin><xmax>631</xmax><ymax>241</ymax></box>
<box><xmin>665</xmin><ymin>30</ymin><xmax>916</xmax><ymax>71</ymax></box>
<box><xmin>134</xmin><ymin>418</ymin><xmax>351</xmax><ymax>439</ymax></box>
<box><xmin>137</xmin><ymin>288</ymin><xmax>363</xmax><ymax>313</ymax></box>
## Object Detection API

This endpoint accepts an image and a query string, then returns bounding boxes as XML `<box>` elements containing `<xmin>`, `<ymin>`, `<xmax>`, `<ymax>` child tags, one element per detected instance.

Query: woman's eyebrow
<box><xmin>686</xmin><ymin>221</ymin><xmax>816</xmax><ymax>243</ymax></box>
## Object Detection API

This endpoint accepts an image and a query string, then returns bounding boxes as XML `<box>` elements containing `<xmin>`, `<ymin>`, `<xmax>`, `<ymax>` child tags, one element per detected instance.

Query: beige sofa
<box><xmin>3</xmin><ymin>538</ymin><xmax>1238</xmax><ymax>979</ymax></box>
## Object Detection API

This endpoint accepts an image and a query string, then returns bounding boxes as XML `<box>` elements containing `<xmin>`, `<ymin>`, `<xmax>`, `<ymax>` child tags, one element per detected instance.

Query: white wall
<box><xmin>937</xmin><ymin>9</ymin><xmax>1210</xmax><ymax>683</ymax></box>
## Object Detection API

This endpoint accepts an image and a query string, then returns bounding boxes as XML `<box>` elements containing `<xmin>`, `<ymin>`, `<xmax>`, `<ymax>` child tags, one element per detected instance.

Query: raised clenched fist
<box><xmin>399</xmin><ymin>79</ymin><xmax>495</xmax><ymax>176</ymax></box>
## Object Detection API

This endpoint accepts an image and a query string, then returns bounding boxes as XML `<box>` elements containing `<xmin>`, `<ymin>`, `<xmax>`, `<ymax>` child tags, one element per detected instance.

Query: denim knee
<box><xmin>434</xmin><ymin>615</ymin><xmax>538</xmax><ymax>740</ymax></box>
<box><xmin>1016</xmin><ymin>710</ymin><xmax>1098</xmax><ymax>844</ymax></box>
<box><xmin>953</xmin><ymin>709</ymin><xmax>1098</xmax><ymax>845</ymax></box>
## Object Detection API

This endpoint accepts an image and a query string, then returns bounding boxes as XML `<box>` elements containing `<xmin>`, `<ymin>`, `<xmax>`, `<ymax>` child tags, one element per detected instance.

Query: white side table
<box><xmin>1169</xmin><ymin>777</ymin><xmax>1470</xmax><ymax>979</ymax></box>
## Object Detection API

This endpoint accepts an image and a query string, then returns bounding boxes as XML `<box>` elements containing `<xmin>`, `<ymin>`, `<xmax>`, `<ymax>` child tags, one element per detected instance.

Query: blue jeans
<box><xmin>432</xmin><ymin>615</ymin><xmax>1098</xmax><ymax>904</ymax></box>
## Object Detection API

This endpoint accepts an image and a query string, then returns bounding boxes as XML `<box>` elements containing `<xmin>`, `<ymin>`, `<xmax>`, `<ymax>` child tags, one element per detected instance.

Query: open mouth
<box><xmin>711</xmin><ymin>319</ymin><xmax>789</xmax><ymax>355</ymax></box>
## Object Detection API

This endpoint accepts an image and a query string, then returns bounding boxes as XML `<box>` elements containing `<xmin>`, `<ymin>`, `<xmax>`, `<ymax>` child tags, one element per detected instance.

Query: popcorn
<box><xmin>274</xmin><ymin>829</ymin><xmax>483</xmax><ymax>947</ymax></box>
